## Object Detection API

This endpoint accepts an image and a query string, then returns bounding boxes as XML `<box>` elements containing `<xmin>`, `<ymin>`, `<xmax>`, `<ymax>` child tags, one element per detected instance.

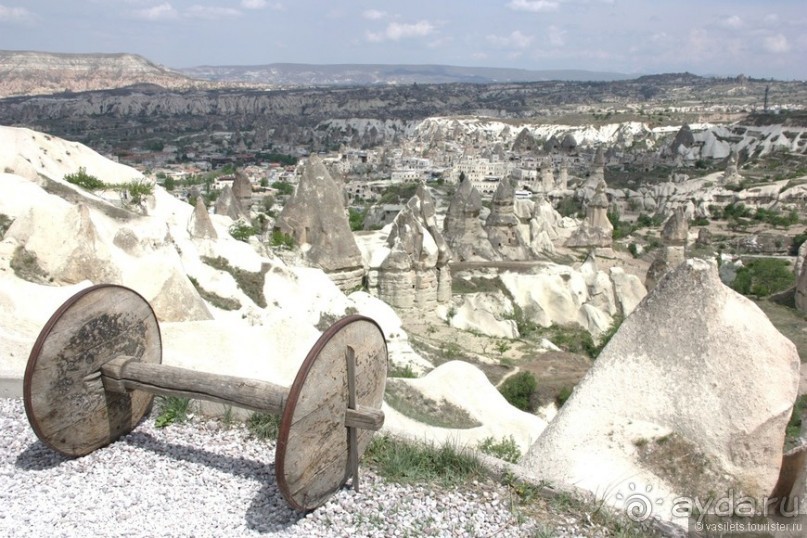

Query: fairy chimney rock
<box><xmin>566</xmin><ymin>180</ymin><xmax>613</xmax><ymax>248</ymax></box>
<box><xmin>371</xmin><ymin>184</ymin><xmax>452</xmax><ymax>310</ymax></box>
<box><xmin>274</xmin><ymin>155</ymin><xmax>363</xmax><ymax>290</ymax></box>
<box><xmin>485</xmin><ymin>177</ymin><xmax>529</xmax><ymax>259</ymax></box>
<box><xmin>443</xmin><ymin>176</ymin><xmax>499</xmax><ymax>261</ymax></box>
<box><xmin>188</xmin><ymin>196</ymin><xmax>218</xmax><ymax>240</ymax></box>
<box><xmin>232</xmin><ymin>170</ymin><xmax>253</xmax><ymax>209</ymax></box>
<box><xmin>214</xmin><ymin>185</ymin><xmax>248</xmax><ymax>222</ymax></box>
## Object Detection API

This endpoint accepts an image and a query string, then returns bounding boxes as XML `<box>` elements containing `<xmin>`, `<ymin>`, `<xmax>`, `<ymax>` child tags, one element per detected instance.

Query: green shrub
<box><xmin>555</xmin><ymin>386</ymin><xmax>573</xmax><ymax>407</ymax></box>
<box><xmin>503</xmin><ymin>304</ymin><xmax>539</xmax><ymax>337</ymax></box>
<box><xmin>348</xmin><ymin>207</ymin><xmax>367</xmax><ymax>231</ymax></box>
<box><xmin>731</xmin><ymin>258</ymin><xmax>795</xmax><ymax>297</ymax></box>
<box><xmin>229</xmin><ymin>221</ymin><xmax>259</xmax><ymax>242</ymax></box>
<box><xmin>270</xmin><ymin>229</ymin><xmax>295</xmax><ymax>249</ymax></box>
<box><xmin>121</xmin><ymin>180</ymin><xmax>154</xmax><ymax>204</ymax></box>
<box><xmin>786</xmin><ymin>394</ymin><xmax>807</xmax><ymax>448</ymax></box>
<box><xmin>499</xmin><ymin>371</ymin><xmax>537</xmax><ymax>412</ymax></box>
<box><xmin>64</xmin><ymin>167</ymin><xmax>105</xmax><ymax>190</ymax></box>
<box><xmin>753</xmin><ymin>207</ymin><xmax>800</xmax><ymax>228</ymax></box>
<box><xmin>556</xmin><ymin>196</ymin><xmax>583</xmax><ymax>218</ymax></box>
<box><xmin>790</xmin><ymin>230</ymin><xmax>807</xmax><ymax>255</ymax></box>
<box><xmin>271</xmin><ymin>181</ymin><xmax>294</xmax><ymax>196</ymax></box>
<box><xmin>591</xmin><ymin>315</ymin><xmax>623</xmax><ymax>358</ymax></box>
<box><xmin>478</xmin><ymin>436</ymin><xmax>521</xmax><ymax>463</ymax></box>
<box><xmin>628</xmin><ymin>242</ymin><xmax>639</xmax><ymax>258</ymax></box>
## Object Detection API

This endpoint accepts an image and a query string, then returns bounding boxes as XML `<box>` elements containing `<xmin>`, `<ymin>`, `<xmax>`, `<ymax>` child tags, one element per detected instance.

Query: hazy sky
<box><xmin>1</xmin><ymin>0</ymin><xmax>805</xmax><ymax>79</ymax></box>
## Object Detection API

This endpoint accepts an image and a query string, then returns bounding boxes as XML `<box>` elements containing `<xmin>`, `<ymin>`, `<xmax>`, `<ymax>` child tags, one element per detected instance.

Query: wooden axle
<box><xmin>23</xmin><ymin>284</ymin><xmax>388</xmax><ymax>512</ymax></box>
<box><xmin>99</xmin><ymin>356</ymin><xmax>384</xmax><ymax>431</ymax></box>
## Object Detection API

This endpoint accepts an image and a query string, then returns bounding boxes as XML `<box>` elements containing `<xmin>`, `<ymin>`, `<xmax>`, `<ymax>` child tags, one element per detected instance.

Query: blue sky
<box><xmin>1</xmin><ymin>1</ymin><xmax>805</xmax><ymax>79</ymax></box>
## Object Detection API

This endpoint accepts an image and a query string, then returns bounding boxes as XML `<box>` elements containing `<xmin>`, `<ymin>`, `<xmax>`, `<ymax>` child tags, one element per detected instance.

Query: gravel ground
<box><xmin>1</xmin><ymin>398</ymin><xmax>547</xmax><ymax>538</ymax></box>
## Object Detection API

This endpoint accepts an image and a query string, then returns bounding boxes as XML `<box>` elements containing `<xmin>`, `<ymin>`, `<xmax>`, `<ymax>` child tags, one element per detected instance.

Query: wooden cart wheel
<box><xmin>23</xmin><ymin>284</ymin><xmax>162</xmax><ymax>457</ymax></box>
<box><xmin>275</xmin><ymin>315</ymin><xmax>388</xmax><ymax>511</ymax></box>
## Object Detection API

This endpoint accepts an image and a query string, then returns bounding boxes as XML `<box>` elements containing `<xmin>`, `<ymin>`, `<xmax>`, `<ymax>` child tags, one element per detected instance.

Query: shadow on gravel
<box><xmin>15</xmin><ymin>441</ymin><xmax>72</xmax><ymax>470</ymax></box>
<box><xmin>123</xmin><ymin>431</ymin><xmax>307</xmax><ymax>532</ymax></box>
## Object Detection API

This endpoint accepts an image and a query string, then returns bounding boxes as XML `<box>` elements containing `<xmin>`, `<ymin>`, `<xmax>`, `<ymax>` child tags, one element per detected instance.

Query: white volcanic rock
<box><xmin>274</xmin><ymin>155</ymin><xmax>363</xmax><ymax>290</ymax></box>
<box><xmin>383</xmin><ymin>361</ymin><xmax>547</xmax><ymax>452</ymax></box>
<box><xmin>188</xmin><ymin>196</ymin><xmax>218</xmax><ymax>240</ymax></box>
<box><xmin>449</xmin><ymin>292</ymin><xmax>519</xmax><ymax>339</ymax></box>
<box><xmin>521</xmin><ymin>259</ymin><xmax>801</xmax><ymax>523</ymax></box>
<box><xmin>498</xmin><ymin>259</ymin><xmax>644</xmax><ymax>337</ymax></box>
<box><xmin>0</xmin><ymin>126</ymin><xmax>145</xmax><ymax>187</ymax></box>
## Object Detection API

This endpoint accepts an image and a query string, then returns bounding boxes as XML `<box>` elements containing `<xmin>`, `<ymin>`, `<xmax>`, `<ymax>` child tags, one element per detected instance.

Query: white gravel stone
<box><xmin>0</xmin><ymin>398</ymin><xmax>543</xmax><ymax>537</ymax></box>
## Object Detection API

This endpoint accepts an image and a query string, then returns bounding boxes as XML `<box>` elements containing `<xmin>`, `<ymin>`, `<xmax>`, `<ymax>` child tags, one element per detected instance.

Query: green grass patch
<box><xmin>384</xmin><ymin>380</ymin><xmax>481</xmax><ymax>429</ymax></box>
<box><xmin>187</xmin><ymin>276</ymin><xmax>241</xmax><ymax>311</ymax></box>
<box><xmin>154</xmin><ymin>396</ymin><xmax>191</xmax><ymax>428</ymax></box>
<box><xmin>201</xmin><ymin>256</ymin><xmax>267</xmax><ymax>307</ymax></box>
<box><xmin>388</xmin><ymin>363</ymin><xmax>418</xmax><ymax>378</ymax></box>
<box><xmin>362</xmin><ymin>435</ymin><xmax>485</xmax><ymax>487</ymax></box>
<box><xmin>246</xmin><ymin>412</ymin><xmax>281</xmax><ymax>441</ymax></box>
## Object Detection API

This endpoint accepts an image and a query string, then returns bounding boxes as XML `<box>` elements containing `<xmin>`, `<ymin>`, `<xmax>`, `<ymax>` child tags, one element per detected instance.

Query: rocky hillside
<box><xmin>178</xmin><ymin>63</ymin><xmax>631</xmax><ymax>85</ymax></box>
<box><xmin>1</xmin><ymin>75</ymin><xmax>804</xmax><ymax>152</ymax></box>
<box><xmin>0</xmin><ymin>51</ymin><xmax>202</xmax><ymax>98</ymax></box>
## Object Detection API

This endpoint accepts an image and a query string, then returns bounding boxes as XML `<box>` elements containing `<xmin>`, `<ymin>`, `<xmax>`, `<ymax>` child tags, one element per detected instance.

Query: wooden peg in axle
<box><xmin>23</xmin><ymin>284</ymin><xmax>388</xmax><ymax>512</ymax></box>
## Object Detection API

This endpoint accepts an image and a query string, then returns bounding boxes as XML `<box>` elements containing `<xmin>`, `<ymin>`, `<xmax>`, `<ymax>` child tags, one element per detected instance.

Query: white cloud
<box><xmin>132</xmin><ymin>3</ymin><xmax>178</xmax><ymax>21</ymax></box>
<box><xmin>0</xmin><ymin>4</ymin><xmax>33</xmax><ymax>22</ymax></box>
<box><xmin>721</xmin><ymin>15</ymin><xmax>744</xmax><ymax>29</ymax></box>
<box><xmin>486</xmin><ymin>30</ymin><xmax>534</xmax><ymax>49</ymax></box>
<box><xmin>362</xmin><ymin>9</ymin><xmax>386</xmax><ymax>20</ymax></box>
<box><xmin>763</xmin><ymin>13</ymin><xmax>779</xmax><ymax>25</ymax></box>
<box><xmin>241</xmin><ymin>0</ymin><xmax>284</xmax><ymax>10</ymax></box>
<box><xmin>548</xmin><ymin>25</ymin><xmax>566</xmax><ymax>47</ymax></box>
<box><xmin>366</xmin><ymin>20</ymin><xmax>435</xmax><ymax>42</ymax></box>
<box><xmin>186</xmin><ymin>5</ymin><xmax>241</xmax><ymax>19</ymax></box>
<box><xmin>763</xmin><ymin>34</ymin><xmax>790</xmax><ymax>53</ymax></box>
<box><xmin>508</xmin><ymin>0</ymin><xmax>559</xmax><ymax>13</ymax></box>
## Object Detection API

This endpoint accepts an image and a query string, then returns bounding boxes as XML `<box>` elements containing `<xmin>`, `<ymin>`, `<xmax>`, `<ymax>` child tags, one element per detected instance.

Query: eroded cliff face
<box><xmin>0</xmin><ymin>51</ymin><xmax>199</xmax><ymax>98</ymax></box>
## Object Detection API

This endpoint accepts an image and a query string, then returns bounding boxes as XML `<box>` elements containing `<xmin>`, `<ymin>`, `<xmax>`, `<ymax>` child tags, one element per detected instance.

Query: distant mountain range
<box><xmin>176</xmin><ymin>63</ymin><xmax>633</xmax><ymax>85</ymax></box>
<box><xmin>0</xmin><ymin>50</ymin><xmax>639</xmax><ymax>98</ymax></box>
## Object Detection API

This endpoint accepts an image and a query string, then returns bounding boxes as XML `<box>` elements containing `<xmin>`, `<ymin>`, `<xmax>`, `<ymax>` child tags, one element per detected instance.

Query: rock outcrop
<box><xmin>722</xmin><ymin>150</ymin><xmax>742</xmax><ymax>186</ymax></box>
<box><xmin>214</xmin><ymin>185</ymin><xmax>248</xmax><ymax>222</ymax></box>
<box><xmin>566</xmin><ymin>180</ymin><xmax>613</xmax><ymax>248</ymax></box>
<box><xmin>485</xmin><ymin>177</ymin><xmax>529</xmax><ymax>260</ymax></box>
<box><xmin>369</xmin><ymin>184</ymin><xmax>451</xmax><ymax>310</ymax></box>
<box><xmin>522</xmin><ymin>259</ymin><xmax>801</xmax><ymax>522</ymax></box>
<box><xmin>499</xmin><ymin>256</ymin><xmax>646</xmax><ymax>337</ymax></box>
<box><xmin>443</xmin><ymin>177</ymin><xmax>498</xmax><ymax>261</ymax></box>
<box><xmin>645</xmin><ymin>207</ymin><xmax>688</xmax><ymax>291</ymax></box>
<box><xmin>274</xmin><ymin>156</ymin><xmax>364</xmax><ymax>291</ymax></box>
<box><xmin>188</xmin><ymin>197</ymin><xmax>218</xmax><ymax>240</ymax></box>
<box><xmin>232</xmin><ymin>170</ymin><xmax>253</xmax><ymax>210</ymax></box>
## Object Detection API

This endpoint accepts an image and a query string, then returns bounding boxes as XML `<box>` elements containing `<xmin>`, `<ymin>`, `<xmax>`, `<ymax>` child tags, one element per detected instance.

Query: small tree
<box><xmin>498</xmin><ymin>372</ymin><xmax>537</xmax><ymax>412</ymax></box>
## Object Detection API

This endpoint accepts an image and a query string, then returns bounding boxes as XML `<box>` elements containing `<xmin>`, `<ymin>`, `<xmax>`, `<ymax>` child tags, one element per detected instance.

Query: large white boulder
<box><xmin>522</xmin><ymin>259</ymin><xmax>801</xmax><ymax>523</ymax></box>
<box><xmin>383</xmin><ymin>361</ymin><xmax>546</xmax><ymax>452</ymax></box>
